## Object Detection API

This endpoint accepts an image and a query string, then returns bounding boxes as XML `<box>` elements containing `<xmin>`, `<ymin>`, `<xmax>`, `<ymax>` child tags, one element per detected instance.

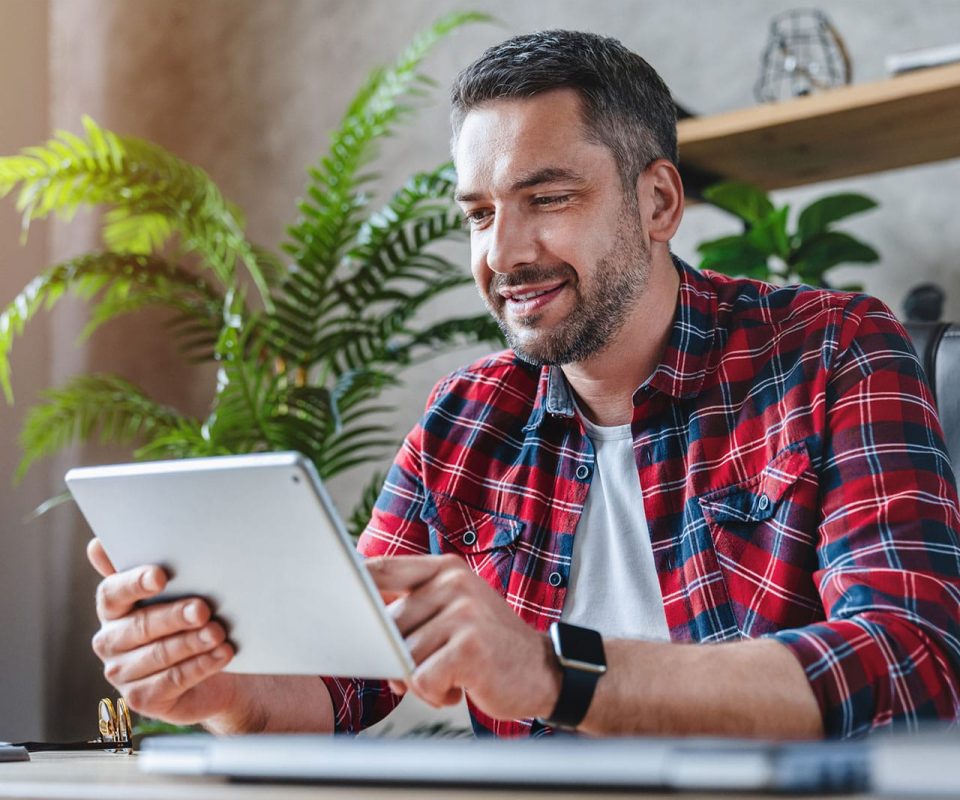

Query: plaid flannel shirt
<box><xmin>322</xmin><ymin>258</ymin><xmax>960</xmax><ymax>738</ymax></box>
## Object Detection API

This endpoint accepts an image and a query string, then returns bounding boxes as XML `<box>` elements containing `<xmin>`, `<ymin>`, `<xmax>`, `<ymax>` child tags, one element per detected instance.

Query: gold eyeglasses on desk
<box><xmin>14</xmin><ymin>697</ymin><xmax>134</xmax><ymax>754</ymax></box>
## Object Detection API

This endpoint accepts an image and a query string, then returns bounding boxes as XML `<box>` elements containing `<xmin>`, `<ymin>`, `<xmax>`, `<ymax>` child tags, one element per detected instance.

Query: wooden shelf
<box><xmin>677</xmin><ymin>62</ymin><xmax>960</xmax><ymax>193</ymax></box>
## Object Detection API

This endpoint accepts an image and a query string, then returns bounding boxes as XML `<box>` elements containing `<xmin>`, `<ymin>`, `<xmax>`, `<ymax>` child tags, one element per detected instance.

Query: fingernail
<box><xmin>143</xmin><ymin>569</ymin><xmax>161</xmax><ymax>592</ymax></box>
<box><xmin>184</xmin><ymin>601</ymin><xmax>201</xmax><ymax>624</ymax></box>
<box><xmin>212</xmin><ymin>644</ymin><xmax>230</xmax><ymax>660</ymax></box>
<box><xmin>198</xmin><ymin>626</ymin><xmax>215</xmax><ymax>644</ymax></box>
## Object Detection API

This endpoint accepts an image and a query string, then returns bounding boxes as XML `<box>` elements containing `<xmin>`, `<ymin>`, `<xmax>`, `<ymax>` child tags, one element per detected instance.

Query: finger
<box><xmin>103</xmin><ymin>600</ymin><xmax>214</xmax><ymax>655</ymax></box>
<box><xmin>402</xmin><ymin>604</ymin><xmax>458</xmax><ymax>667</ymax></box>
<box><xmin>122</xmin><ymin>644</ymin><xmax>234</xmax><ymax>717</ymax></box>
<box><xmin>94</xmin><ymin>566</ymin><xmax>168</xmax><ymax>622</ymax></box>
<box><xmin>388</xmin><ymin>571</ymin><xmax>465</xmax><ymax>637</ymax></box>
<box><xmin>408</xmin><ymin>641</ymin><xmax>466</xmax><ymax>709</ymax></box>
<box><xmin>104</xmin><ymin>622</ymin><xmax>227</xmax><ymax>685</ymax></box>
<box><xmin>366</xmin><ymin>555</ymin><xmax>455</xmax><ymax>597</ymax></box>
<box><xmin>87</xmin><ymin>538</ymin><xmax>116</xmax><ymax>577</ymax></box>
<box><xmin>387</xmin><ymin>679</ymin><xmax>408</xmax><ymax>696</ymax></box>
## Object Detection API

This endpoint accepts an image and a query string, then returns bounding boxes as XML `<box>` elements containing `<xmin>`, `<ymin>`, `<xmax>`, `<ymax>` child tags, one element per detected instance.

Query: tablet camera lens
<box><xmin>292</xmin><ymin>475</ymin><xmax>300</xmax><ymax>484</ymax></box>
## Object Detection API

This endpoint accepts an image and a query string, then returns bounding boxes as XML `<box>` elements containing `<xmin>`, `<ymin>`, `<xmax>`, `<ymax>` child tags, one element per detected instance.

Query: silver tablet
<box><xmin>65</xmin><ymin>452</ymin><xmax>415</xmax><ymax>679</ymax></box>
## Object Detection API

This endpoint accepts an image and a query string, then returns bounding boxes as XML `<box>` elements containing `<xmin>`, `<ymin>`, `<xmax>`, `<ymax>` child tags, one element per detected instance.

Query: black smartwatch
<box><xmin>540</xmin><ymin>621</ymin><xmax>607</xmax><ymax>729</ymax></box>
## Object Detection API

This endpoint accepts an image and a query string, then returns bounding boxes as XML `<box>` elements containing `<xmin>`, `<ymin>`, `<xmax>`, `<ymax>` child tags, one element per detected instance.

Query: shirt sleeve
<box><xmin>769</xmin><ymin>294</ymin><xmax>960</xmax><ymax>738</ymax></box>
<box><xmin>319</xmin><ymin>393</ymin><xmax>438</xmax><ymax>733</ymax></box>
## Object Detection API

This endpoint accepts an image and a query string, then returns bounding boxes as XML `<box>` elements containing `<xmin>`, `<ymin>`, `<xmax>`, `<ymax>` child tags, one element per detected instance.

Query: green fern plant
<box><xmin>0</xmin><ymin>11</ymin><xmax>502</xmax><ymax>533</ymax></box>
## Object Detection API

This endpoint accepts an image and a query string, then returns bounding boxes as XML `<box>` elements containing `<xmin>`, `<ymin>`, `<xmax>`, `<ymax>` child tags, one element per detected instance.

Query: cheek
<box><xmin>470</xmin><ymin>241</ymin><xmax>491</xmax><ymax>290</ymax></box>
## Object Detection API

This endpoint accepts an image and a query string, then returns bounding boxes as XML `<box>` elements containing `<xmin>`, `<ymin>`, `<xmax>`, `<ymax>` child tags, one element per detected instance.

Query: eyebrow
<box><xmin>454</xmin><ymin>167</ymin><xmax>586</xmax><ymax>203</ymax></box>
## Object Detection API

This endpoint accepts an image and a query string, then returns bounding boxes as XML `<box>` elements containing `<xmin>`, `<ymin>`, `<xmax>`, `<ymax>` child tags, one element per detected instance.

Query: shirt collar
<box><xmin>522</xmin><ymin>256</ymin><xmax>717</xmax><ymax>432</ymax></box>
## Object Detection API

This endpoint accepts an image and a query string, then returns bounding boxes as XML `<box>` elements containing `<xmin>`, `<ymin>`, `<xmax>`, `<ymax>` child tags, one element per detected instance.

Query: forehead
<box><xmin>453</xmin><ymin>89</ymin><xmax>615</xmax><ymax>193</ymax></box>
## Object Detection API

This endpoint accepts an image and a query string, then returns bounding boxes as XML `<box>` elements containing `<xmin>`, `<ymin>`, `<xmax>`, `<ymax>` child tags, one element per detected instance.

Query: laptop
<box><xmin>140</xmin><ymin>734</ymin><xmax>872</xmax><ymax>793</ymax></box>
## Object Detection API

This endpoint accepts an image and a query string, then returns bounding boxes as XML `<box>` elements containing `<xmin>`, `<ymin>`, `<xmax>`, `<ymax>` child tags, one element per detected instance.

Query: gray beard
<box><xmin>483</xmin><ymin>210</ymin><xmax>650</xmax><ymax>367</ymax></box>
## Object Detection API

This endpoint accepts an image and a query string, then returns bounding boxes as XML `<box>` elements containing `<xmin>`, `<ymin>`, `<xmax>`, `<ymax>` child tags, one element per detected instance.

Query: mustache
<box><xmin>489</xmin><ymin>265</ymin><xmax>575</xmax><ymax>294</ymax></box>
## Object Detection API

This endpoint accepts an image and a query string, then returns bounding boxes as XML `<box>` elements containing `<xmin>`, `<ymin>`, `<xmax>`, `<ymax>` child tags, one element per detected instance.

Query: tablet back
<box><xmin>66</xmin><ymin>452</ymin><xmax>414</xmax><ymax>678</ymax></box>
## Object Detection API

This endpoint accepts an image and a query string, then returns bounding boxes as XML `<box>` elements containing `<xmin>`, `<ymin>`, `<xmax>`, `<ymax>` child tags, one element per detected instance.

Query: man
<box><xmin>87</xmin><ymin>30</ymin><xmax>960</xmax><ymax>740</ymax></box>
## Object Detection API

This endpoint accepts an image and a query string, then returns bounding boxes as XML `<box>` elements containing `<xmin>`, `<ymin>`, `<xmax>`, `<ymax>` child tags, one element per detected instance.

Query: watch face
<box><xmin>552</xmin><ymin>622</ymin><xmax>606</xmax><ymax>672</ymax></box>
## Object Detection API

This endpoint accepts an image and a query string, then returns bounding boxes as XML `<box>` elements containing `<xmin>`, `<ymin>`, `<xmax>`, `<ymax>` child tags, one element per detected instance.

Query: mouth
<box><xmin>499</xmin><ymin>281</ymin><xmax>568</xmax><ymax>316</ymax></box>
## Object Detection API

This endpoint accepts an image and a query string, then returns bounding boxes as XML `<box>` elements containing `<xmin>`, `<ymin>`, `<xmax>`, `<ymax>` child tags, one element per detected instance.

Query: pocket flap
<box><xmin>421</xmin><ymin>495</ymin><xmax>523</xmax><ymax>554</ymax></box>
<box><xmin>699</xmin><ymin>442</ymin><xmax>811</xmax><ymax>524</ymax></box>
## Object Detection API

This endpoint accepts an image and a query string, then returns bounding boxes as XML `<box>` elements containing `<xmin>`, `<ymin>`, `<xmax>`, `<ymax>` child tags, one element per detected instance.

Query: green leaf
<box><xmin>16</xmin><ymin>374</ymin><xmax>188</xmax><ymax>480</ymax></box>
<box><xmin>0</xmin><ymin>252</ymin><xmax>220</xmax><ymax>403</ymax></box>
<box><xmin>796</xmin><ymin>193</ymin><xmax>877</xmax><ymax>243</ymax></box>
<box><xmin>745</xmin><ymin>206</ymin><xmax>790</xmax><ymax>260</ymax></box>
<box><xmin>702</xmin><ymin>182</ymin><xmax>775</xmax><ymax>226</ymax></box>
<box><xmin>697</xmin><ymin>237</ymin><xmax>771</xmax><ymax>280</ymax></box>
<box><xmin>789</xmin><ymin>231</ymin><xmax>880</xmax><ymax>284</ymax></box>
<box><xmin>0</xmin><ymin>116</ymin><xmax>271</xmax><ymax>309</ymax></box>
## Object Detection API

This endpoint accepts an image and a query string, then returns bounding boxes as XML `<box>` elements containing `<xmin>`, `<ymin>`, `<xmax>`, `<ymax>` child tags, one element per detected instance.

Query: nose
<box><xmin>484</xmin><ymin>211</ymin><xmax>538</xmax><ymax>275</ymax></box>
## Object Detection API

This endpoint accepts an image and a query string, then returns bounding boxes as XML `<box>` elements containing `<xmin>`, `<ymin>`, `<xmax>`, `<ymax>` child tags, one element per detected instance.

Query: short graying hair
<box><xmin>450</xmin><ymin>30</ymin><xmax>678</xmax><ymax>192</ymax></box>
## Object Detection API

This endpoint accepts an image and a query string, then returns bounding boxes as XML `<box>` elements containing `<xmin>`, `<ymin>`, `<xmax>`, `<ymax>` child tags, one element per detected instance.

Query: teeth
<box><xmin>512</xmin><ymin>287</ymin><xmax>551</xmax><ymax>301</ymax></box>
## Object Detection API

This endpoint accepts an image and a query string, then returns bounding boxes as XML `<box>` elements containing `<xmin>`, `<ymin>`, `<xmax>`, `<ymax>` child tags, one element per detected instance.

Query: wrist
<box><xmin>202</xmin><ymin>676</ymin><xmax>269</xmax><ymax>735</ymax></box>
<box><xmin>534</xmin><ymin>632</ymin><xmax>564</xmax><ymax>720</ymax></box>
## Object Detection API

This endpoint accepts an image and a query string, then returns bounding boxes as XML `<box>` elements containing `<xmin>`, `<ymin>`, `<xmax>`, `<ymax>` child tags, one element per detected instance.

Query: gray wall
<box><xmin>2</xmin><ymin>0</ymin><xmax>959</xmax><ymax>737</ymax></box>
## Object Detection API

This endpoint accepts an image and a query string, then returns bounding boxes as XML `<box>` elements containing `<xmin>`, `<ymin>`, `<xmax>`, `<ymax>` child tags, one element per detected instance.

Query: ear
<box><xmin>635</xmin><ymin>159</ymin><xmax>684</xmax><ymax>244</ymax></box>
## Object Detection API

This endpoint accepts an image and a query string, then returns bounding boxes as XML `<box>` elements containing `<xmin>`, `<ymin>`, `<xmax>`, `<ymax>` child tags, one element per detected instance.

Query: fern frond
<box><xmin>388</xmin><ymin>314</ymin><xmax>506</xmax><ymax>365</ymax></box>
<box><xmin>202</xmin><ymin>318</ymin><xmax>288</xmax><ymax>451</ymax></box>
<box><xmin>270</xmin><ymin>198</ymin><xmax>468</xmax><ymax>371</ymax></box>
<box><xmin>0</xmin><ymin>116</ymin><xmax>271</xmax><ymax>307</ymax></box>
<box><xmin>283</xmin><ymin>12</ymin><xmax>486</xmax><ymax>297</ymax></box>
<box><xmin>0</xmin><ymin>252</ymin><xmax>221</xmax><ymax>403</ymax></box>
<box><xmin>315</xmin><ymin>272</ymin><xmax>473</xmax><ymax>376</ymax></box>
<box><xmin>134</xmin><ymin>420</ymin><xmax>223</xmax><ymax>461</ymax></box>
<box><xmin>17</xmin><ymin>374</ymin><xmax>187</xmax><ymax>480</ymax></box>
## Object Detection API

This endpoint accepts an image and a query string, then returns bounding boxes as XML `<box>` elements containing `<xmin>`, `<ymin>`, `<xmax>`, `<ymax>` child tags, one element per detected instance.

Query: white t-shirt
<box><xmin>560</xmin><ymin>410</ymin><xmax>671</xmax><ymax>641</ymax></box>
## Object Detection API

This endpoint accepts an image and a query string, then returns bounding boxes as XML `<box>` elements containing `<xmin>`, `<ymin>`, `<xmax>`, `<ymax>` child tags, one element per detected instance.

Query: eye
<box><xmin>462</xmin><ymin>208</ymin><xmax>493</xmax><ymax>229</ymax></box>
<box><xmin>533</xmin><ymin>194</ymin><xmax>571</xmax><ymax>208</ymax></box>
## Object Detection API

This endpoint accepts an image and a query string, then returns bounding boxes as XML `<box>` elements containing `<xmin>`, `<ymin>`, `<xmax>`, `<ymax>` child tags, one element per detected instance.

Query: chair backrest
<box><xmin>904</xmin><ymin>322</ymin><xmax>960</xmax><ymax>474</ymax></box>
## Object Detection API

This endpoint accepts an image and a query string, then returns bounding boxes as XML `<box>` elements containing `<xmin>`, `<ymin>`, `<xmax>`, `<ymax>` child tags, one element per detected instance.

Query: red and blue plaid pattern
<box><xmin>322</xmin><ymin>258</ymin><xmax>960</xmax><ymax>739</ymax></box>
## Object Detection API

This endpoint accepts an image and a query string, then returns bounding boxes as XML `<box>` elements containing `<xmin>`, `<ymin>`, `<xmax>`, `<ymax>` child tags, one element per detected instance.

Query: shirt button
<box><xmin>757</xmin><ymin>494</ymin><xmax>770</xmax><ymax>512</ymax></box>
<box><xmin>548</xmin><ymin>571</ymin><xmax>564</xmax><ymax>587</ymax></box>
<box><xmin>462</xmin><ymin>529</ymin><xmax>477</xmax><ymax>546</ymax></box>
<box><xmin>575</xmin><ymin>464</ymin><xmax>591</xmax><ymax>480</ymax></box>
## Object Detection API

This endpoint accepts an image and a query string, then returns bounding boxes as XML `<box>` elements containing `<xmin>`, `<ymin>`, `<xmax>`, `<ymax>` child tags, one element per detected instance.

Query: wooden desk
<box><xmin>0</xmin><ymin>752</ymin><xmax>861</xmax><ymax>800</ymax></box>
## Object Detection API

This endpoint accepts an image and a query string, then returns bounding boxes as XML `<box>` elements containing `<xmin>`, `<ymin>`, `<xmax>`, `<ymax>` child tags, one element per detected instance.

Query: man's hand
<box><xmin>87</xmin><ymin>538</ymin><xmax>336</xmax><ymax>734</ymax></box>
<box><xmin>87</xmin><ymin>538</ymin><xmax>250</xmax><ymax>728</ymax></box>
<box><xmin>367</xmin><ymin>554</ymin><xmax>562</xmax><ymax>722</ymax></box>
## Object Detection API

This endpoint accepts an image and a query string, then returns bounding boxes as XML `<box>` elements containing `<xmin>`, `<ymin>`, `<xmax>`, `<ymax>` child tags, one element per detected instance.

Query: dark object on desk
<box><xmin>904</xmin><ymin>283</ymin><xmax>945</xmax><ymax>322</ymax></box>
<box><xmin>9</xmin><ymin>696</ymin><xmax>134</xmax><ymax>756</ymax></box>
<box><xmin>905</xmin><ymin>321</ymin><xmax>960</xmax><ymax>475</ymax></box>
<box><xmin>0</xmin><ymin>744</ymin><xmax>29</xmax><ymax>762</ymax></box>
<box><xmin>755</xmin><ymin>9</ymin><xmax>852</xmax><ymax>102</ymax></box>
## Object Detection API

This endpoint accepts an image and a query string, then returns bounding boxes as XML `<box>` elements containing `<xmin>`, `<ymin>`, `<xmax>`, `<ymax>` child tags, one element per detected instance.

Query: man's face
<box><xmin>453</xmin><ymin>89</ymin><xmax>650</xmax><ymax>366</ymax></box>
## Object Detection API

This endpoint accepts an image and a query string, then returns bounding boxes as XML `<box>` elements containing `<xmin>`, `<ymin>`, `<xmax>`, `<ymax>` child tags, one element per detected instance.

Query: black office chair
<box><xmin>904</xmin><ymin>321</ymin><xmax>960</xmax><ymax>472</ymax></box>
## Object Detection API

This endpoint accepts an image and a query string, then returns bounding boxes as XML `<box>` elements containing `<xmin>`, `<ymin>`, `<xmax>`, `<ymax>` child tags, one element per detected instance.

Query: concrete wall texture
<box><xmin>1</xmin><ymin>0</ymin><xmax>959</xmax><ymax>737</ymax></box>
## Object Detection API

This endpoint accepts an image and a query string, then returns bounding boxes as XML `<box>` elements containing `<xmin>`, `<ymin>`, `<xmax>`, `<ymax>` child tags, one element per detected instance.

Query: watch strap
<box><xmin>547</xmin><ymin>659</ymin><xmax>601</xmax><ymax>728</ymax></box>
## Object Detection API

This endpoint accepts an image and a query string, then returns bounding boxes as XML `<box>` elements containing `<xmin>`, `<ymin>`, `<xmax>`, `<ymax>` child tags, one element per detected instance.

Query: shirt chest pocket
<box><xmin>420</xmin><ymin>495</ymin><xmax>524</xmax><ymax>594</ymax></box>
<box><xmin>697</xmin><ymin>442</ymin><xmax>822</xmax><ymax>636</ymax></box>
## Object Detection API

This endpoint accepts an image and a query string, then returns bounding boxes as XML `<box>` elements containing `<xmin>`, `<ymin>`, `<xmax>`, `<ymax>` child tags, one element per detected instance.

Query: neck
<box><xmin>561</xmin><ymin>251</ymin><xmax>679</xmax><ymax>427</ymax></box>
